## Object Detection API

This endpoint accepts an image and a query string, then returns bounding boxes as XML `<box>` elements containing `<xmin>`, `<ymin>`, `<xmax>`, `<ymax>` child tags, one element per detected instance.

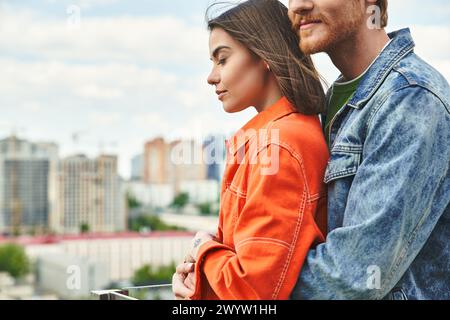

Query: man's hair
<box><xmin>378</xmin><ymin>0</ymin><xmax>388</xmax><ymax>28</ymax></box>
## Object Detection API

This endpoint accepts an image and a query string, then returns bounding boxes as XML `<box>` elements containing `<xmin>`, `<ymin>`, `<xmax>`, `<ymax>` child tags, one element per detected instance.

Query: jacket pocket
<box><xmin>324</xmin><ymin>144</ymin><xmax>362</xmax><ymax>184</ymax></box>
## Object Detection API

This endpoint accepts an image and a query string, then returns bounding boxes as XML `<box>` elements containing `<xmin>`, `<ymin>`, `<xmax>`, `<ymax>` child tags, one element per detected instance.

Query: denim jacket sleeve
<box><xmin>291</xmin><ymin>86</ymin><xmax>450</xmax><ymax>299</ymax></box>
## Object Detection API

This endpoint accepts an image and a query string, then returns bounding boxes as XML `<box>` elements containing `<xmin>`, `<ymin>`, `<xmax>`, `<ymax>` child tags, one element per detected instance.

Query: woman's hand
<box><xmin>188</xmin><ymin>231</ymin><xmax>215</xmax><ymax>261</ymax></box>
<box><xmin>172</xmin><ymin>262</ymin><xmax>195</xmax><ymax>300</ymax></box>
<box><xmin>172</xmin><ymin>231</ymin><xmax>215</xmax><ymax>299</ymax></box>
<box><xmin>183</xmin><ymin>271</ymin><xmax>196</xmax><ymax>291</ymax></box>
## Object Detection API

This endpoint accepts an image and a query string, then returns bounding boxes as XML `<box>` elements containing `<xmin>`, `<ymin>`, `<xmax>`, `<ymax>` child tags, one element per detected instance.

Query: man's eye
<box><xmin>218</xmin><ymin>58</ymin><xmax>226</xmax><ymax>65</ymax></box>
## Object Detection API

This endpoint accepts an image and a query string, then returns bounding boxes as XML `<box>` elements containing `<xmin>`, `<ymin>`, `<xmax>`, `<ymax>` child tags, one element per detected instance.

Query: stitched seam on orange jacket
<box><xmin>273</xmin><ymin>187</ymin><xmax>307</xmax><ymax>299</ymax></box>
<box><xmin>236</xmin><ymin>237</ymin><xmax>291</xmax><ymax>251</ymax></box>
<box><xmin>308</xmin><ymin>191</ymin><xmax>327</xmax><ymax>203</ymax></box>
<box><xmin>269</xmin><ymin>143</ymin><xmax>308</xmax><ymax>299</ymax></box>
<box><xmin>226</xmin><ymin>182</ymin><xmax>247</xmax><ymax>198</ymax></box>
<box><xmin>252</xmin><ymin>137</ymin><xmax>311</xmax><ymax>199</ymax></box>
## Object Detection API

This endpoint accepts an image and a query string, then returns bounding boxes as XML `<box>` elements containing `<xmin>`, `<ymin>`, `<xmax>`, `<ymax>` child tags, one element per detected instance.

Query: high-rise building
<box><xmin>143</xmin><ymin>138</ymin><xmax>173</xmax><ymax>184</ymax></box>
<box><xmin>143</xmin><ymin>137</ymin><xmax>208</xmax><ymax>194</ymax></box>
<box><xmin>172</xmin><ymin>139</ymin><xmax>207</xmax><ymax>183</ymax></box>
<box><xmin>203</xmin><ymin>134</ymin><xmax>226</xmax><ymax>182</ymax></box>
<box><xmin>55</xmin><ymin>154</ymin><xmax>126</xmax><ymax>234</ymax></box>
<box><xmin>0</xmin><ymin>136</ymin><xmax>58</xmax><ymax>235</ymax></box>
<box><xmin>130</xmin><ymin>154</ymin><xmax>143</xmax><ymax>181</ymax></box>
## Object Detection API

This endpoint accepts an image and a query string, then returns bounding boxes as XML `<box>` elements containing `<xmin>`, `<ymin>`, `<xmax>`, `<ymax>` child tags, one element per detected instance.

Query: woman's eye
<box><xmin>218</xmin><ymin>58</ymin><xmax>226</xmax><ymax>65</ymax></box>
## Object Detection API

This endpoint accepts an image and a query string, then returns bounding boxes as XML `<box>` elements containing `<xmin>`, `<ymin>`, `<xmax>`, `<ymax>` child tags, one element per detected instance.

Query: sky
<box><xmin>1</xmin><ymin>0</ymin><xmax>449</xmax><ymax>178</ymax></box>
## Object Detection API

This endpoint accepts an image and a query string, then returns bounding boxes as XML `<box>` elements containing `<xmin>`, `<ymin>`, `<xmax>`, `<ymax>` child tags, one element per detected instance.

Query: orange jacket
<box><xmin>191</xmin><ymin>96</ymin><xmax>329</xmax><ymax>300</ymax></box>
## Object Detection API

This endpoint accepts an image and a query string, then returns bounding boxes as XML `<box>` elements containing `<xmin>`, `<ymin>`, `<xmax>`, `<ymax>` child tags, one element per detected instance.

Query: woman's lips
<box><xmin>217</xmin><ymin>91</ymin><xmax>228</xmax><ymax>101</ymax></box>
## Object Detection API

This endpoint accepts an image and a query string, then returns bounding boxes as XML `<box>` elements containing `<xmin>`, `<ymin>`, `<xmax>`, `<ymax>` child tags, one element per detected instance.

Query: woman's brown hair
<box><xmin>207</xmin><ymin>0</ymin><xmax>326</xmax><ymax>115</ymax></box>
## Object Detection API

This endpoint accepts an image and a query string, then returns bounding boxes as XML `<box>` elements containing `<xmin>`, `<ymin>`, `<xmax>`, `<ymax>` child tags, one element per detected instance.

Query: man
<box><xmin>173</xmin><ymin>0</ymin><xmax>450</xmax><ymax>300</ymax></box>
<box><xmin>287</xmin><ymin>0</ymin><xmax>450</xmax><ymax>299</ymax></box>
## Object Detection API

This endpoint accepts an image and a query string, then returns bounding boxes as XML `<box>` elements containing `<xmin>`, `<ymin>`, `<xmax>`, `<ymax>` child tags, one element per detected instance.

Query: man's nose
<box><xmin>289</xmin><ymin>0</ymin><xmax>314</xmax><ymax>15</ymax></box>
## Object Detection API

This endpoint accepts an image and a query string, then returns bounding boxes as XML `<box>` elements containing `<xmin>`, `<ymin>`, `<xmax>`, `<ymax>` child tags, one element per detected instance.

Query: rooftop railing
<box><xmin>91</xmin><ymin>284</ymin><xmax>173</xmax><ymax>300</ymax></box>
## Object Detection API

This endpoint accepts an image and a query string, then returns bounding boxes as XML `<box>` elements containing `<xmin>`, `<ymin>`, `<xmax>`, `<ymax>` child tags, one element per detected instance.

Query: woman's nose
<box><xmin>207</xmin><ymin>69</ymin><xmax>219</xmax><ymax>86</ymax></box>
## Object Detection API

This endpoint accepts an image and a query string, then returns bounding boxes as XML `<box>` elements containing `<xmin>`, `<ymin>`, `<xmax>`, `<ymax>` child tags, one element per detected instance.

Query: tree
<box><xmin>129</xmin><ymin>215</ymin><xmax>185</xmax><ymax>232</ymax></box>
<box><xmin>198</xmin><ymin>202</ymin><xmax>212</xmax><ymax>215</ymax></box>
<box><xmin>171</xmin><ymin>192</ymin><xmax>189</xmax><ymax>209</ymax></box>
<box><xmin>0</xmin><ymin>243</ymin><xmax>30</xmax><ymax>279</ymax></box>
<box><xmin>126</xmin><ymin>192</ymin><xmax>142</xmax><ymax>209</ymax></box>
<box><xmin>132</xmin><ymin>263</ymin><xmax>176</xmax><ymax>286</ymax></box>
<box><xmin>80</xmin><ymin>222</ymin><xmax>90</xmax><ymax>234</ymax></box>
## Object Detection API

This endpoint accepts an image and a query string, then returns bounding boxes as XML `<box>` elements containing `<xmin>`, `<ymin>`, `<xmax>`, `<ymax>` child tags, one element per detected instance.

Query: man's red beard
<box><xmin>290</xmin><ymin>5</ymin><xmax>365</xmax><ymax>55</ymax></box>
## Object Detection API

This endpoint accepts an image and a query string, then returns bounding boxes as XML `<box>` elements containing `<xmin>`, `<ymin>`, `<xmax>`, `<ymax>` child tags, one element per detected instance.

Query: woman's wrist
<box><xmin>190</xmin><ymin>231</ymin><xmax>215</xmax><ymax>260</ymax></box>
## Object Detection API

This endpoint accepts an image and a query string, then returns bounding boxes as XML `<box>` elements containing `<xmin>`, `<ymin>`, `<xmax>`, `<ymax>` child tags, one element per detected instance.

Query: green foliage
<box><xmin>129</xmin><ymin>215</ymin><xmax>185</xmax><ymax>232</ymax></box>
<box><xmin>127</xmin><ymin>192</ymin><xmax>142</xmax><ymax>209</ymax></box>
<box><xmin>197</xmin><ymin>202</ymin><xmax>220</xmax><ymax>216</ymax></box>
<box><xmin>12</xmin><ymin>227</ymin><xmax>21</xmax><ymax>237</ymax></box>
<box><xmin>132</xmin><ymin>262</ymin><xmax>176</xmax><ymax>286</ymax></box>
<box><xmin>0</xmin><ymin>243</ymin><xmax>30</xmax><ymax>279</ymax></box>
<box><xmin>80</xmin><ymin>222</ymin><xmax>90</xmax><ymax>234</ymax></box>
<box><xmin>171</xmin><ymin>192</ymin><xmax>189</xmax><ymax>209</ymax></box>
<box><xmin>198</xmin><ymin>202</ymin><xmax>211</xmax><ymax>215</ymax></box>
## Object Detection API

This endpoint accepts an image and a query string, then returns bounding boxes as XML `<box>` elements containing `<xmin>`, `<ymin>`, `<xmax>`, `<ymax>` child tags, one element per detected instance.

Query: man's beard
<box><xmin>296</xmin><ymin>6</ymin><xmax>365</xmax><ymax>54</ymax></box>
<box><xmin>300</xmin><ymin>18</ymin><xmax>359</xmax><ymax>54</ymax></box>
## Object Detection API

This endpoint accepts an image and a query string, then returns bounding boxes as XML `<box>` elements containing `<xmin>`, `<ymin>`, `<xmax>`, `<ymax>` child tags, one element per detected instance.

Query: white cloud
<box><xmin>88</xmin><ymin>112</ymin><xmax>121</xmax><ymax>126</ymax></box>
<box><xmin>409</xmin><ymin>25</ymin><xmax>450</xmax><ymax>73</ymax></box>
<box><xmin>1</xmin><ymin>2</ymin><xmax>448</xmax><ymax>178</ymax></box>
<box><xmin>0</xmin><ymin>7</ymin><xmax>209</xmax><ymax>67</ymax></box>
<box><xmin>76</xmin><ymin>84</ymin><xmax>124</xmax><ymax>100</ymax></box>
<box><xmin>44</xmin><ymin>0</ymin><xmax>120</xmax><ymax>10</ymax></box>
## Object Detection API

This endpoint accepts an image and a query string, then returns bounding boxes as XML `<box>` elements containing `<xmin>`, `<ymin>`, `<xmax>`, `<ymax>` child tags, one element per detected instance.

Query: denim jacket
<box><xmin>291</xmin><ymin>28</ymin><xmax>450</xmax><ymax>300</ymax></box>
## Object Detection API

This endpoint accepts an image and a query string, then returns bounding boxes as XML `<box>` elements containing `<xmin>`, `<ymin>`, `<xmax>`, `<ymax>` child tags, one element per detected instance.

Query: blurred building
<box><xmin>123</xmin><ymin>181</ymin><xmax>174</xmax><ymax>209</ymax></box>
<box><xmin>3</xmin><ymin>231</ymin><xmax>195</xmax><ymax>286</ymax></box>
<box><xmin>37</xmin><ymin>253</ymin><xmax>108</xmax><ymax>299</ymax></box>
<box><xmin>143</xmin><ymin>138</ymin><xmax>173</xmax><ymax>184</ymax></box>
<box><xmin>142</xmin><ymin>137</ymin><xmax>209</xmax><ymax>198</ymax></box>
<box><xmin>54</xmin><ymin>154</ymin><xmax>126</xmax><ymax>234</ymax></box>
<box><xmin>0</xmin><ymin>136</ymin><xmax>58</xmax><ymax>235</ymax></box>
<box><xmin>203</xmin><ymin>134</ymin><xmax>226</xmax><ymax>183</ymax></box>
<box><xmin>159</xmin><ymin>213</ymin><xmax>219</xmax><ymax>234</ymax></box>
<box><xmin>179</xmin><ymin>180</ymin><xmax>219</xmax><ymax>204</ymax></box>
<box><xmin>130</xmin><ymin>154</ymin><xmax>143</xmax><ymax>181</ymax></box>
<box><xmin>171</xmin><ymin>140</ymin><xmax>207</xmax><ymax>192</ymax></box>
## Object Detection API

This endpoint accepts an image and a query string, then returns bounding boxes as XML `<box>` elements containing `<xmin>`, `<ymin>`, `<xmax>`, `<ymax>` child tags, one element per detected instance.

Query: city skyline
<box><xmin>0</xmin><ymin>133</ymin><xmax>223</xmax><ymax>235</ymax></box>
<box><xmin>1</xmin><ymin>0</ymin><xmax>449</xmax><ymax>178</ymax></box>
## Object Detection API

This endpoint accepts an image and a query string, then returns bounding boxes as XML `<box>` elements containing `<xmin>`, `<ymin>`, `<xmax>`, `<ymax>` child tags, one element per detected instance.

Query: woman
<box><xmin>172</xmin><ymin>0</ymin><xmax>329</xmax><ymax>300</ymax></box>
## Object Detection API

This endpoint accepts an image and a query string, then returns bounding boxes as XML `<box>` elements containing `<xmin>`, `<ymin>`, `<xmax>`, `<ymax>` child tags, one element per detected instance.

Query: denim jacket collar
<box><xmin>347</xmin><ymin>28</ymin><xmax>415</xmax><ymax>109</ymax></box>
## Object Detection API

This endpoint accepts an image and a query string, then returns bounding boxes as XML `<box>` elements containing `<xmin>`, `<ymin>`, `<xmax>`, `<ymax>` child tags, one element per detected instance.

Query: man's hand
<box><xmin>172</xmin><ymin>262</ymin><xmax>195</xmax><ymax>300</ymax></box>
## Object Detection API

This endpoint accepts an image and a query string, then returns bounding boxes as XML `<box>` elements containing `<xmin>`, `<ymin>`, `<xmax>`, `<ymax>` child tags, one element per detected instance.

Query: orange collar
<box><xmin>227</xmin><ymin>96</ymin><xmax>297</xmax><ymax>156</ymax></box>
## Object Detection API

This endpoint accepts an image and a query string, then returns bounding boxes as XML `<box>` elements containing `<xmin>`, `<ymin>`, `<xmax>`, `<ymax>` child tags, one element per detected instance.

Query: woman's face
<box><xmin>207</xmin><ymin>28</ymin><xmax>269</xmax><ymax>113</ymax></box>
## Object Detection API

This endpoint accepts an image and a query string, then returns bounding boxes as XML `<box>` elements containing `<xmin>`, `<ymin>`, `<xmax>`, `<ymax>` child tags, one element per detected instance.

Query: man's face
<box><xmin>288</xmin><ymin>0</ymin><xmax>366</xmax><ymax>54</ymax></box>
